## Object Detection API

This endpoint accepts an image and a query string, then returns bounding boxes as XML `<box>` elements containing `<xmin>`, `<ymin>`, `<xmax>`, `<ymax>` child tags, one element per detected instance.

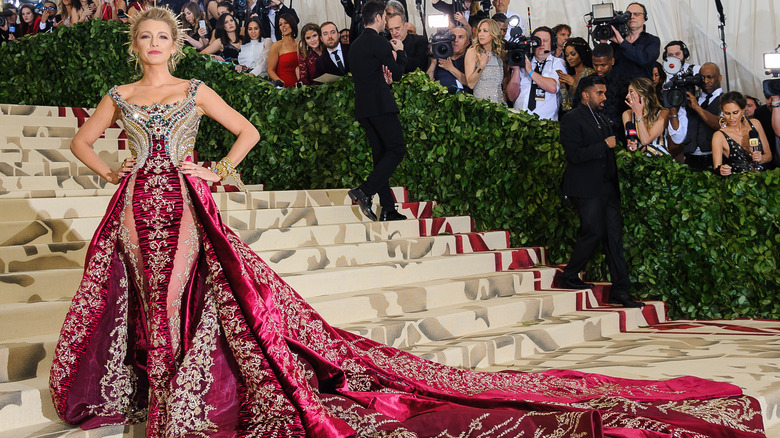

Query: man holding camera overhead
<box><xmin>506</xmin><ymin>26</ymin><xmax>566</xmax><ymax>121</ymax></box>
<box><xmin>599</xmin><ymin>2</ymin><xmax>659</xmax><ymax>80</ymax></box>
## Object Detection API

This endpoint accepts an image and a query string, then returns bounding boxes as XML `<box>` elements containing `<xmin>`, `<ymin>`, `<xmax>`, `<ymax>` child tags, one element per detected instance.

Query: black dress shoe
<box><xmin>348</xmin><ymin>188</ymin><xmax>377</xmax><ymax>221</ymax></box>
<box><xmin>608</xmin><ymin>294</ymin><xmax>645</xmax><ymax>308</ymax></box>
<box><xmin>557</xmin><ymin>276</ymin><xmax>595</xmax><ymax>289</ymax></box>
<box><xmin>379</xmin><ymin>209</ymin><xmax>407</xmax><ymax>221</ymax></box>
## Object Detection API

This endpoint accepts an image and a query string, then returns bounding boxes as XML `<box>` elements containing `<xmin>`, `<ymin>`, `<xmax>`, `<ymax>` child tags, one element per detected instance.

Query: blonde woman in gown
<box><xmin>49</xmin><ymin>7</ymin><xmax>767</xmax><ymax>438</ymax></box>
<box><xmin>466</xmin><ymin>18</ymin><xmax>506</xmax><ymax>105</ymax></box>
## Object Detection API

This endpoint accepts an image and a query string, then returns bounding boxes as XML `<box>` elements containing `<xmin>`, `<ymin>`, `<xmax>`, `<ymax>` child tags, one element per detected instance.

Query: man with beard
<box><xmin>348</xmin><ymin>0</ymin><xmax>408</xmax><ymax>222</ymax></box>
<box><xmin>426</xmin><ymin>25</ymin><xmax>470</xmax><ymax>93</ymax></box>
<box><xmin>558</xmin><ymin>74</ymin><xmax>644</xmax><ymax>308</ymax></box>
<box><xmin>315</xmin><ymin>21</ymin><xmax>350</xmax><ymax>78</ymax></box>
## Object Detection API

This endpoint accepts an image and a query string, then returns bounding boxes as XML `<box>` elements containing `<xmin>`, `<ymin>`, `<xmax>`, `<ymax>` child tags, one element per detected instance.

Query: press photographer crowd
<box><xmin>2</xmin><ymin>0</ymin><xmax>779</xmax><ymax>175</ymax></box>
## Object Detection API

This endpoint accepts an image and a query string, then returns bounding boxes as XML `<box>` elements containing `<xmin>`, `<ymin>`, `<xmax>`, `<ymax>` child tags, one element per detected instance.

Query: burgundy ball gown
<box><xmin>49</xmin><ymin>79</ymin><xmax>767</xmax><ymax>437</ymax></box>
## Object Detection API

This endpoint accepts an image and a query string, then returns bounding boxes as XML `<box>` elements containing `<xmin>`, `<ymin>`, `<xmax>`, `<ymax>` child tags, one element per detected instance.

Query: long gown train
<box><xmin>49</xmin><ymin>79</ymin><xmax>766</xmax><ymax>437</ymax></box>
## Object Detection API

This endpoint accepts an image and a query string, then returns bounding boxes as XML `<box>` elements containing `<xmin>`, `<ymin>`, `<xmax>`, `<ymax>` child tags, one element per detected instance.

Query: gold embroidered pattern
<box><xmin>50</xmin><ymin>212</ymin><xmax>120</xmax><ymax>409</ymax></box>
<box><xmin>86</xmin><ymin>274</ymin><xmax>145</xmax><ymax>423</ymax></box>
<box><xmin>164</xmin><ymin>286</ymin><xmax>219</xmax><ymax>437</ymax></box>
<box><xmin>656</xmin><ymin>397</ymin><xmax>763</xmax><ymax>434</ymax></box>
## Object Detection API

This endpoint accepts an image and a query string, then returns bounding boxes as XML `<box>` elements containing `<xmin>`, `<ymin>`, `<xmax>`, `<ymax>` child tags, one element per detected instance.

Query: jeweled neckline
<box><xmin>114</xmin><ymin>79</ymin><xmax>196</xmax><ymax>110</ymax></box>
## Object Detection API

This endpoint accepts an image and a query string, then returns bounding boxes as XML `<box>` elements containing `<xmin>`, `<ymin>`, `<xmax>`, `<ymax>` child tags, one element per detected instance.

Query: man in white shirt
<box><xmin>506</xmin><ymin>26</ymin><xmax>566</xmax><ymax>120</ymax></box>
<box><xmin>663</xmin><ymin>40</ymin><xmax>700</xmax><ymax>84</ymax></box>
<box><xmin>667</xmin><ymin>62</ymin><xmax>723</xmax><ymax>170</ymax></box>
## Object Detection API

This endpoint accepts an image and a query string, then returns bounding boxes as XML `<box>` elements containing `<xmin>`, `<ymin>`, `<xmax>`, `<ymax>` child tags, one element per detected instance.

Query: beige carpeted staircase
<box><xmin>1</xmin><ymin>103</ymin><xmax>778</xmax><ymax>437</ymax></box>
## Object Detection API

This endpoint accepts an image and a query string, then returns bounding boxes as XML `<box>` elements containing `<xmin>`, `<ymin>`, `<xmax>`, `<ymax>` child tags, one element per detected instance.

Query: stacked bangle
<box><xmin>213</xmin><ymin>157</ymin><xmax>246</xmax><ymax>191</ymax></box>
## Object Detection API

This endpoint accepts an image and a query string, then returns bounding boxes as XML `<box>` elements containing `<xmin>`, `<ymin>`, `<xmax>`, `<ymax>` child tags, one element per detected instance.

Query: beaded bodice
<box><xmin>108</xmin><ymin>79</ymin><xmax>202</xmax><ymax>168</ymax></box>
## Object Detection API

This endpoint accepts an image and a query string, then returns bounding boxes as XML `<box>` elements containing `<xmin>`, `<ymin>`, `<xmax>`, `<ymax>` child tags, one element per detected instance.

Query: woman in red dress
<box><xmin>267</xmin><ymin>13</ymin><xmax>299</xmax><ymax>87</ymax></box>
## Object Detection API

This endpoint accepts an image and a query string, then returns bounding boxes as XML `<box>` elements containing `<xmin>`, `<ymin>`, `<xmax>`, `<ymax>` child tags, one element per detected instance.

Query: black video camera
<box><xmin>589</xmin><ymin>3</ymin><xmax>630</xmax><ymax>41</ymax></box>
<box><xmin>504</xmin><ymin>15</ymin><xmax>539</xmax><ymax>67</ymax></box>
<box><xmin>763</xmin><ymin>52</ymin><xmax>780</xmax><ymax>97</ymax></box>
<box><xmin>430</xmin><ymin>30</ymin><xmax>455</xmax><ymax>59</ymax></box>
<box><xmin>662</xmin><ymin>71</ymin><xmax>704</xmax><ymax>108</ymax></box>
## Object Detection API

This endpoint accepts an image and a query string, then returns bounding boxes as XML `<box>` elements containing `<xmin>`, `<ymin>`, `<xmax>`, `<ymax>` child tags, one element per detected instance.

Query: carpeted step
<box><xmin>0</xmin><ymin>231</ymin><xmax>510</xmax><ymax>304</ymax></box>
<box><xmin>2</xmin><ymin>137</ymin><xmax>123</xmax><ymax>153</ymax></box>
<box><xmin>0</xmin><ymin>197</ymin><xmax>426</xmax><ymax>224</ymax></box>
<box><xmin>0</xmin><ymin>148</ymin><xmax>131</xmax><ymax>165</ymax></box>
<box><xmin>309</xmin><ymin>269</ymin><xmax>554</xmax><ymax>327</ymax></box>
<box><xmin>0</xmin><ymin>175</ymin><xmax>111</xmax><ymax>192</ymax></box>
<box><xmin>283</xmin><ymin>249</ymin><xmax>539</xmax><ymax>300</ymax></box>
<box><xmin>399</xmin><ymin>300</ymin><xmax>665</xmax><ymax>370</ymax></box>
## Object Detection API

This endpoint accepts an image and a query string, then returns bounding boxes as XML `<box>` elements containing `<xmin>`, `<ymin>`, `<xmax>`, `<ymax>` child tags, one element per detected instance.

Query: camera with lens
<box><xmin>504</xmin><ymin>15</ymin><xmax>540</xmax><ymax>67</ymax></box>
<box><xmin>430</xmin><ymin>30</ymin><xmax>455</xmax><ymax>59</ymax></box>
<box><xmin>259</xmin><ymin>0</ymin><xmax>272</xmax><ymax>7</ymax></box>
<box><xmin>234</xmin><ymin>0</ymin><xmax>247</xmax><ymax>24</ymax></box>
<box><xmin>588</xmin><ymin>3</ymin><xmax>630</xmax><ymax>41</ymax></box>
<box><xmin>662</xmin><ymin>71</ymin><xmax>704</xmax><ymax>108</ymax></box>
<box><xmin>763</xmin><ymin>52</ymin><xmax>780</xmax><ymax>97</ymax></box>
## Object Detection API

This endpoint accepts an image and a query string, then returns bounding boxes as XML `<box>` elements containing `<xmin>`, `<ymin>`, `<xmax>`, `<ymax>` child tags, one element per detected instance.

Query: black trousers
<box><xmin>358</xmin><ymin>113</ymin><xmax>406</xmax><ymax>210</ymax></box>
<box><xmin>561</xmin><ymin>185</ymin><xmax>631</xmax><ymax>295</ymax></box>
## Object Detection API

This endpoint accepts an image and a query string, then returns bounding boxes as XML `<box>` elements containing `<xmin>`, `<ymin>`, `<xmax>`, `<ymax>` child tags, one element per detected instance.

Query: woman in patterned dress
<box><xmin>50</xmin><ymin>6</ymin><xmax>768</xmax><ymax>438</ymax></box>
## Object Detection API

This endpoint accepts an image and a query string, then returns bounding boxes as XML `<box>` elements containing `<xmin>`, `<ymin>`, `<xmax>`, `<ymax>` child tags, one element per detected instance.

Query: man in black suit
<box><xmin>341</xmin><ymin>0</ymin><xmax>408</xmax><ymax>43</ymax></box>
<box><xmin>386</xmin><ymin>11</ymin><xmax>428</xmax><ymax>73</ymax></box>
<box><xmin>558</xmin><ymin>75</ymin><xmax>644</xmax><ymax>308</ymax></box>
<box><xmin>252</xmin><ymin>0</ymin><xmax>298</xmax><ymax>42</ymax></box>
<box><xmin>315</xmin><ymin>22</ymin><xmax>350</xmax><ymax>79</ymax></box>
<box><xmin>348</xmin><ymin>0</ymin><xmax>408</xmax><ymax>222</ymax></box>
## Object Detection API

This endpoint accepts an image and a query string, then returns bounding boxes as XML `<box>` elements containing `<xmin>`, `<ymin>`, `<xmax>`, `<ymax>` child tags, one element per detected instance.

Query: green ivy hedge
<box><xmin>2</xmin><ymin>20</ymin><xmax>778</xmax><ymax>320</ymax></box>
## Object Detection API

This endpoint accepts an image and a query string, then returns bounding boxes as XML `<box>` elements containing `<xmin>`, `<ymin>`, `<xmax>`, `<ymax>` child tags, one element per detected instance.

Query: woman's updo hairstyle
<box><xmin>128</xmin><ymin>7</ymin><xmax>184</xmax><ymax>73</ymax></box>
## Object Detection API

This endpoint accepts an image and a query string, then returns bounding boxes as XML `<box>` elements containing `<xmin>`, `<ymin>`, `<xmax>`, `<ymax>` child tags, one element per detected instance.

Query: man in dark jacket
<box><xmin>386</xmin><ymin>11</ymin><xmax>428</xmax><ymax>73</ymax></box>
<box><xmin>252</xmin><ymin>0</ymin><xmax>298</xmax><ymax>42</ymax></box>
<box><xmin>348</xmin><ymin>0</ymin><xmax>408</xmax><ymax>222</ymax></box>
<box><xmin>558</xmin><ymin>74</ymin><xmax>644</xmax><ymax>308</ymax></box>
<box><xmin>315</xmin><ymin>21</ymin><xmax>350</xmax><ymax>79</ymax></box>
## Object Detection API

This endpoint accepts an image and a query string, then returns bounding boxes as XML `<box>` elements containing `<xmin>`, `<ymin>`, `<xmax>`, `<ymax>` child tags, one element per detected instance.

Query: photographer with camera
<box><xmin>667</xmin><ymin>62</ymin><xmax>723</xmax><ymax>170</ymax></box>
<box><xmin>0</xmin><ymin>9</ymin><xmax>16</xmax><ymax>42</ymax></box>
<box><xmin>493</xmin><ymin>0</ymin><xmax>524</xmax><ymax>40</ymax></box>
<box><xmin>597</xmin><ymin>2</ymin><xmax>659</xmax><ymax>81</ymax></box>
<box><xmin>663</xmin><ymin>40</ymin><xmax>699</xmax><ymax>83</ymax></box>
<box><xmin>386</xmin><ymin>12</ymin><xmax>427</xmax><ymax>73</ymax></box>
<box><xmin>712</xmin><ymin>91</ymin><xmax>772</xmax><ymax>175</ymax></box>
<box><xmin>431</xmin><ymin>0</ymin><xmax>488</xmax><ymax>35</ymax></box>
<box><xmin>427</xmin><ymin>26</ymin><xmax>470</xmax><ymax>92</ymax></box>
<box><xmin>506</xmin><ymin>26</ymin><xmax>566</xmax><ymax>120</ymax></box>
<box><xmin>252</xmin><ymin>0</ymin><xmax>298</xmax><ymax>42</ymax></box>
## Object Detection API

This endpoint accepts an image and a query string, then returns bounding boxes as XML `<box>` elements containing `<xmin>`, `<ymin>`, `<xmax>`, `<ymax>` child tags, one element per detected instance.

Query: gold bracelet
<box><xmin>213</xmin><ymin>157</ymin><xmax>246</xmax><ymax>191</ymax></box>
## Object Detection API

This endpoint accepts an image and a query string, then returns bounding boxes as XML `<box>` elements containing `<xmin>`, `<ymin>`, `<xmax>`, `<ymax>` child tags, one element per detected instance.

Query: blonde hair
<box><xmin>628</xmin><ymin>77</ymin><xmax>662</xmax><ymax>128</ymax></box>
<box><xmin>473</xmin><ymin>19</ymin><xmax>505</xmax><ymax>60</ymax></box>
<box><xmin>127</xmin><ymin>7</ymin><xmax>184</xmax><ymax>73</ymax></box>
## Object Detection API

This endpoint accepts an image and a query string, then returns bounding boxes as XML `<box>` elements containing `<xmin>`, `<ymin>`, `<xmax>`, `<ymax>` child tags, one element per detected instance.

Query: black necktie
<box><xmin>333</xmin><ymin>51</ymin><xmax>346</xmax><ymax>75</ymax></box>
<box><xmin>702</xmin><ymin>93</ymin><xmax>713</xmax><ymax>108</ymax></box>
<box><xmin>527</xmin><ymin>60</ymin><xmax>546</xmax><ymax>111</ymax></box>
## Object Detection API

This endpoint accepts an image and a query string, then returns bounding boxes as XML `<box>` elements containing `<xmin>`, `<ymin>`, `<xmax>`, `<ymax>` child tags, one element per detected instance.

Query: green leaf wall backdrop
<box><xmin>2</xmin><ymin>21</ymin><xmax>778</xmax><ymax>320</ymax></box>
